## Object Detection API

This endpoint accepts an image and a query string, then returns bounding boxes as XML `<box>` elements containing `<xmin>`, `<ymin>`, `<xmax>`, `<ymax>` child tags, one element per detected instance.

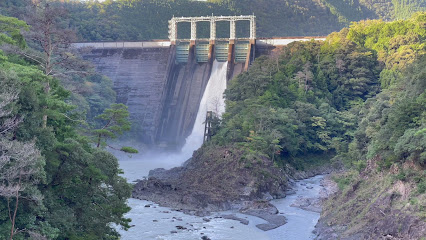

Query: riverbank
<box><xmin>314</xmin><ymin>160</ymin><xmax>426</xmax><ymax>239</ymax></box>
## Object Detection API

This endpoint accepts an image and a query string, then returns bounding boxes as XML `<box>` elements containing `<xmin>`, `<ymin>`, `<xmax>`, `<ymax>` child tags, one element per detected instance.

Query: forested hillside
<box><xmin>2</xmin><ymin>0</ymin><xmax>424</xmax><ymax>41</ymax></box>
<box><xmin>204</xmin><ymin>12</ymin><xmax>425</xmax><ymax>238</ymax></box>
<box><xmin>0</xmin><ymin>3</ymin><xmax>133</xmax><ymax>239</ymax></box>
<box><xmin>212</xmin><ymin>12</ymin><xmax>425</xmax><ymax>168</ymax></box>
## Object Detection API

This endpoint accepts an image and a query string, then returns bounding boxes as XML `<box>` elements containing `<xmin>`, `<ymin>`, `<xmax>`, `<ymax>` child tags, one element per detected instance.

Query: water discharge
<box><xmin>180</xmin><ymin>60</ymin><xmax>228</xmax><ymax>160</ymax></box>
<box><xmin>116</xmin><ymin>60</ymin><xmax>322</xmax><ymax>239</ymax></box>
<box><xmin>118</xmin><ymin>60</ymin><xmax>228</xmax><ymax>182</ymax></box>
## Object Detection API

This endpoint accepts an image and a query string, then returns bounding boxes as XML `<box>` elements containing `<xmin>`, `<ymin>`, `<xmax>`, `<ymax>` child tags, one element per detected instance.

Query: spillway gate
<box><xmin>170</xmin><ymin>15</ymin><xmax>256</xmax><ymax>66</ymax></box>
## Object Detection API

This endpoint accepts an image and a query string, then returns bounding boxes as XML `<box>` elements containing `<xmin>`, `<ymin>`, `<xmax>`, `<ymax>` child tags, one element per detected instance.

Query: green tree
<box><xmin>0</xmin><ymin>14</ymin><xmax>132</xmax><ymax>239</ymax></box>
<box><xmin>94</xmin><ymin>103</ymin><xmax>138</xmax><ymax>153</ymax></box>
<box><xmin>0</xmin><ymin>71</ymin><xmax>51</xmax><ymax>240</ymax></box>
<box><xmin>14</xmin><ymin>1</ymin><xmax>88</xmax><ymax>128</ymax></box>
<box><xmin>0</xmin><ymin>15</ymin><xmax>27</xmax><ymax>49</ymax></box>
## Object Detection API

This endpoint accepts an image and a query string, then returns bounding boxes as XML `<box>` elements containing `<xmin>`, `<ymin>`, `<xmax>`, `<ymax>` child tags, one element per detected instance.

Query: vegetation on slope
<box><xmin>209</xmin><ymin>11</ymin><xmax>425</xmax><ymax>166</ymax></box>
<box><xmin>0</xmin><ymin>3</ymin><xmax>133</xmax><ymax>240</ymax></box>
<box><xmin>208</xmin><ymin>11</ymin><xmax>426</xmax><ymax>238</ymax></box>
<box><xmin>2</xmin><ymin>0</ymin><xmax>424</xmax><ymax>42</ymax></box>
<box><xmin>318</xmin><ymin>13</ymin><xmax>425</xmax><ymax>238</ymax></box>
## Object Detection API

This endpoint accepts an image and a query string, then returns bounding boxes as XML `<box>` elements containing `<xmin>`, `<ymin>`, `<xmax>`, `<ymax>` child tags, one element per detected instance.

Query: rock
<box><xmin>256</xmin><ymin>223</ymin><xmax>280</xmax><ymax>231</ymax></box>
<box><xmin>285</xmin><ymin>189</ymin><xmax>297</xmax><ymax>195</ymax></box>
<box><xmin>262</xmin><ymin>192</ymin><xmax>274</xmax><ymax>201</ymax></box>
<box><xmin>144</xmin><ymin>204</ymin><xmax>151</xmax><ymax>207</ymax></box>
<box><xmin>176</xmin><ymin>226</ymin><xmax>187</xmax><ymax>230</ymax></box>
<box><xmin>318</xmin><ymin>177</ymin><xmax>338</xmax><ymax>199</ymax></box>
<box><xmin>240</xmin><ymin>201</ymin><xmax>287</xmax><ymax>231</ymax></box>
<box><xmin>201</xmin><ymin>236</ymin><xmax>211</xmax><ymax>240</ymax></box>
<box><xmin>221</xmin><ymin>214</ymin><xmax>249</xmax><ymax>225</ymax></box>
<box><xmin>149</xmin><ymin>167</ymin><xmax>183</xmax><ymax>181</ymax></box>
<box><xmin>202</xmin><ymin>218</ymin><xmax>210</xmax><ymax>222</ymax></box>
<box><xmin>291</xmin><ymin>197</ymin><xmax>322</xmax><ymax>213</ymax></box>
<box><xmin>152</xmin><ymin>220</ymin><xmax>158</xmax><ymax>222</ymax></box>
<box><xmin>170</xmin><ymin>231</ymin><xmax>178</xmax><ymax>234</ymax></box>
<box><xmin>132</xmin><ymin>146</ymin><xmax>288</xmax><ymax>213</ymax></box>
<box><xmin>240</xmin><ymin>201</ymin><xmax>279</xmax><ymax>215</ymax></box>
<box><xmin>182</xmin><ymin>209</ymin><xmax>211</xmax><ymax>217</ymax></box>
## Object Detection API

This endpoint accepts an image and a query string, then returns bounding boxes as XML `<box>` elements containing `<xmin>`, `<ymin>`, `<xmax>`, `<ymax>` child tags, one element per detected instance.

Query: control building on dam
<box><xmin>73</xmin><ymin>15</ymin><xmax>325</xmax><ymax>148</ymax></box>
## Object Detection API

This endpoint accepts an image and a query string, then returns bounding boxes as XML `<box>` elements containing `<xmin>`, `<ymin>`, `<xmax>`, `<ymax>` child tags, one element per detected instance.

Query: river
<box><xmin>115</xmin><ymin>151</ymin><xmax>323</xmax><ymax>240</ymax></box>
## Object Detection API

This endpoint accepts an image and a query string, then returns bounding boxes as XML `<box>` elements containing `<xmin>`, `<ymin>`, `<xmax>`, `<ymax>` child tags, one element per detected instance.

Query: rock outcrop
<box><xmin>314</xmin><ymin>161</ymin><xmax>426</xmax><ymax>240</ymax></box>
<box><xmin>239</xmin><ymin>201</ymin><xmax>287</xmax><ymax>231</ymax></box>
<box><xmin>133</xmin><ymin>145</ymin><xmax>287</xmax><ymax>215</ymax></box>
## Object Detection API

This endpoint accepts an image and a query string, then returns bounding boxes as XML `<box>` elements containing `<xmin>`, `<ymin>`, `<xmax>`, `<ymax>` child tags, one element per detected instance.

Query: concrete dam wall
<box><xmin>75</xmin><ymin>37</ymin><xmax>325</xmax><ymax>148</ymax></box>
<box><xmin>80</xmin><ymin>46</ymin><xmax>174</xmax><ymax>144</ymax></box>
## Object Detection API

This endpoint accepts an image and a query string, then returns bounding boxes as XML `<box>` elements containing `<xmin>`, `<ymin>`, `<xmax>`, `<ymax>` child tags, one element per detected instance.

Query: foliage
<box><xmin>1</xmin><ymin>0</ymin><xmax>425</xmax><ymax>42</ymax></box>
<box><xmin>120</xmin><ymin>146</ymin><xmax>139</xmax><ymax>154</ymax></box>
<box><xmin>0</xmin><ymin>14</ymin><xmax>131</xmax><ymax>239</ymax></box>
<box><xmin>337</xmin><ymin>13</ymin><xmax>426</xmax><ymax>171</ymax></box>
<box><xmin>208</xmin><ymin>13</ymin><xmax>425</xmax><ymax>172</ymax></box>
<box><xmin>331</xmin><ymin>170</ymin><xmax>359</xmax><ymax>190</ymax></box>
<box><xmin>43</xmin><ymin>0</ymin><xmax>424</xmax><ymax>42</ymax></box>
<box><xmin>212</xmin><ymin>30</ymin><xmax>381</xmax><ymax>166</ymax></box>
<box><xmin>3</xmin><ymin>1</ymin><xmax>117</xmax><ymax>131</ymax></box>
<box><xmin>0</xmin><ymin>70</ymin><xmax>49</xmax><ymax>240</ymax></box>
<box><xmin>93</xmin><ymin>103</ymin><xmax>131</xmax><ymax>148</ymax></box>
<box><xmin>0</xmin><ymin>15</ymin><xmax>27</xmax><ymax>49</ymax></box>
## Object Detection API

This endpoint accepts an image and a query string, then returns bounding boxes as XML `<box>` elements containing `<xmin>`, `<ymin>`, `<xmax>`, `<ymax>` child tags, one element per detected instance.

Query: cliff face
<box><xmin>315</xmin><ymin>160</ymin><xmax>426</xmax><ymax>239</ymax></box>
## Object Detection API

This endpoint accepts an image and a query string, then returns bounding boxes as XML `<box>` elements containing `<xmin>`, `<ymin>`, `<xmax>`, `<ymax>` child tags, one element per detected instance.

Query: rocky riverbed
<box><xmin>119</xmin><ymin>173</ymin><xmax>336</xmax><ymax>240</ymax></box>
<box><xmin>115</xmin><ymin>144</ymin><xmax>340</xmax><ymax>239</ymax></box>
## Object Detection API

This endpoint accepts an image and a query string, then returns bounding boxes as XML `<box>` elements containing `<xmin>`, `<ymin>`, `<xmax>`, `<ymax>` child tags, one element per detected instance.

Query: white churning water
<box><xmin>117</xmin><ymin>61</ymin><xmax>228</xmax><ymax>182</ymax></box>
<box><xmin>180</xmin><ymin>60</ymin><xmax>228</xmax><ymax>157</ymax></box>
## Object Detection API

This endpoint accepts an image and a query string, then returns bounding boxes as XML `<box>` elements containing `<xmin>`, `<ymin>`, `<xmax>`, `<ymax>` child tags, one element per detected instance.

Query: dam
<box><xmin>74</xmin><ymin>15</ymin><xmax>325</xmax><ymax>148</ymax></box>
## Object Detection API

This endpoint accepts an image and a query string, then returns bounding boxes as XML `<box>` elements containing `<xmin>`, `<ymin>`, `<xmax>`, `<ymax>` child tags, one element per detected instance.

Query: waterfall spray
<box><xmin>118</xmin><ymin>60</ymin><xmax>228</xmax><ymax>181</ymax></box>
<box><xmin>180</xmin><ymin>60</ymin><xmax>228</xmax><ymax>159</ymax></box>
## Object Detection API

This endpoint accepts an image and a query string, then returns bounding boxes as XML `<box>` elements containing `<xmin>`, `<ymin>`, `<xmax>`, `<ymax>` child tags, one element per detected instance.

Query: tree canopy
<box><xmin>0</xmin><ymin>0</ymin><xmax>419</xmax><ymax>42</ymax></box>
<box><xmin>209</xmin><ymin>12</ymin><xmax>425</xmax><ymax>171</ymax></box>
<box><xmin>0</xmin><ymin>9</ymin><xmax>132</xmax><ymax>240</ymax></box>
